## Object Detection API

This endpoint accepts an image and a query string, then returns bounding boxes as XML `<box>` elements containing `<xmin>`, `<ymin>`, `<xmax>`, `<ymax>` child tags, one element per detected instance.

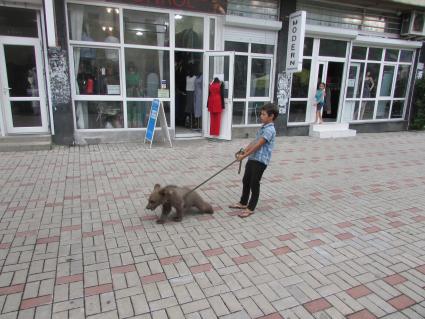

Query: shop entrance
<box><xmin>315</xmin><ymin>60</ymin><xmax>345</xmax><ymax>122</ymax></box>
<box><xmin>174</xmin><ymin>51</ymin><xmax>203</xmax><ymax>137</ymax></box>
<box><xmin>0</xmin><ymin>37</ymin><xmax>49</xmax><ymax>134</ymax></box>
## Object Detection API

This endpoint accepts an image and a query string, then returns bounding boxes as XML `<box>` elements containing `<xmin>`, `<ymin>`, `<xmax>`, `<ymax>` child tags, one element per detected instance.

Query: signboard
<box><xmin>107</xmin><ymin>0</ymin><xmax>227</xmax><ymax>14</ymax></box>
<box><xmin>286</xmin><ymin>11</ymin><xmax>306</xmax><ymax>73</ymax></box>
<box><xmin>144</xmin><ymin>99</ymin><xmax>172</xmax><ymax>148</ymax></box>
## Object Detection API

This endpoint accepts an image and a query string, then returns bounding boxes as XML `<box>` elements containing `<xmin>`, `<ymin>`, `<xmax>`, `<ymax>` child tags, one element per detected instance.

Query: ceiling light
<box><xmin>136</xmin><ymin>31</ymin><xmax>143</xmax><ymax>36</ymax></box>
<box><xmin>102</xmin><ymin>26</ymin><xmax>106</xmax><ymax>31</ymax></box>
<box><xmin>106</xmin><ymin>8</ymin><xmax>112</xmax><ymax>13</ymax></box>
<box><xmin>175</xmin><ymin>14</ymin><xmax>182</xmax><ymax>20</ymax></box>
<box><xmin>109</xmin><ymin>27</ymin><xmax>113</xmax><ymax>31</ymax></box>
<box><xmin>115</xmin><ymin>9</ymin><xmax>119</xmax><ymax>14</ymax></box>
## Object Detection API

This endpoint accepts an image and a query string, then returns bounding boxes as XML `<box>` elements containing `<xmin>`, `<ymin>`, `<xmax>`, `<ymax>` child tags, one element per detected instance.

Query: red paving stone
<box><xmin>383</xmin><ymin>274</ymin><xmax>407</xmax><ymax>285</ymax></box>
<box><xmin>124</xmin><ymin>225</ymin><xmax>144</xmax><ymax>232</ymax></box>
<box><xmin>203</xmin><ymin>248</ymin><xmax>225</xmax><ymax>257</ymax></box>
<box><xmin>412</xmin><ymin>215</ymin><xmax>425</xmax><ymax>222</ymax></box>
<box><xmin>416</xmin><ymin>265</ymin><xmax>425</xmax><ymax>274</ymax></box>
<box><xmin>61</xmin><ymin>224</ymin><xmax>81</xmax><ymax>231</ymax></box>
<box><xmin>111</xmin><ymin>264</ymin><xmax>137</xmax><ymax>274</ymax></box>
<box><xmin>346</xmin><ymin>309</ymin><xmax>377</xmax><ymax>319</ymax></box>
<box><xmin>36</xmin><ymin>236</ymin><xmax>60</xmax><ymax>244</ymax></box>
<box><xmin>141</xmin><ymin>273</ymin><xmax>167</xmax><ymax>284</ymax></box>
<box><xmin>346</xmin><ymin>285</ymin><xmax>373</xmax><ymax>299</ymax></box>
<box><xmin>257</xmin><ymin>313</ymin><xmax>284</xmax><ymax>319</ymax></box>
<box><xmin>0</xmin><ymin>284</ymin><xmax>25</xmax><ymax>296</ymax></box>
<box><xmin>336</xmin><ymin>221</ymin><xmax>354</xmax><ymax>228</ymax></box>
<box><xmin>272</xmin><ymin>246</ymin><xmax>292</xmax><ymax>255</ymax></box>
<box><xmin>388</xmin><ymin>294</ymin><xmax>416</xmax><ymax>310</ymax></box>
<box><xmin>385</xmin><ymin>211</ymin><xmax>401</xmax><ymax>217</ymax></box>
<box><xmin>15</xmin><ymin>230</ymin><xmax>37</xmax><ymax>237</ymax></box>
<box><xmin>303</xmin><ymin>298</ymin><xmax>332</xmax><ymax>313</ymax></box>
<box><xmin>160</xmin><ymin>256</ymin><xmax>183</xmax><ymax>265</ymax></box>
<box><xmin>82</xmin><ymin>229</ymin><xmax>104</xmax><ymax>237</ymax></box>
<box><xmin>389</xmin><ymin>221</ymin><xmax>405</xmax><ymax>228</ymax></box>
<box><xmin>277</xmin><ymin>233</ymin><xmax>296</xmax><ymax>241</ymax></box>
<box><xmin>364</xmin><ymin>226</ymin><xmax>381</xmax><ymax>234</ymax></box>
<box><xmin>233</xmin><ymin>255</ymin><xmax>256</xmax><ymax>264</ymax></box>
<box><xmin>103</xmin><ymin>219</ymin><xmax>121</xmax><ymax>225</ymax></box>
<box><xmin>362</xmin><ymin>216</ymin><xmax>379</xmax><ymax>223</ymax></box>
<box><xmin>242</xmin><ymin>240</ymin><xmax>262</xmax><ymax>249</ymax></box>
<box><xmin>306</xmin><ymin>239</ymin><xmax>325</xmax><ymax>247</ymax></box>
<box><xmin>85</xmin><ymin>284</ymin><xmax>113</xmax><ymax>297</ymax></box>
<box><xmin>20</xmin><ymin>294</ymin><xmax>53</xmax><ymax>310</ymax></box>
<box><xmin>141</xmin><ymin>215</ymin><xmax>157</xmax><ymax>221</ymax></box>
<box><xmin>0</xmin><ymin>243</ymin><xmax>11</xmax><ymax>249</ymax></box>
<box><xmin>190</xmin><ymin>263</ymin><xmax>213</xmax><ymax>274</ymax></box>
<box><xmin>335</xmin><ymin>232</ymin><xmax>355</xmax><ymax>240</ymax></box>
<box><xmin>308</xmin><ymin>227</ymin><xmax>327</xmax><ymax>233</ymax></box>
<box><xmin>56</xmin><ymin>274</ymin><xmax>84</xmax><ymax>285</ymax></box>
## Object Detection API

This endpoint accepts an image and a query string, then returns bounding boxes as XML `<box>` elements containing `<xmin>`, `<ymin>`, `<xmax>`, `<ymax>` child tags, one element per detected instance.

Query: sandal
<box><xmin>238</xmin><ymin>210</ymin><xmax>254</xmax><ymax>218</ymax></box>
<box><xmin>228</xmin><ymin>203</ymin><xmax>247</xmax><ymax>209</ymax></box>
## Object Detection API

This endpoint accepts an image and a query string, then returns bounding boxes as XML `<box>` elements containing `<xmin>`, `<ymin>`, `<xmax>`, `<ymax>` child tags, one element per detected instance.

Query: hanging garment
<box><xmin>325</xmin><ymin>87</ymin><xmax>332</xmax><ymax>114</ymax></box>
<box><xmin>185</xmin><ymin>75</ymin><xmax>196</xmax><ymax>113</ymax></box>
<box><xmin>194</xmin><ymin>75</ymin><xmax>203</xmax><ymax>118</ymax></box>
<box><xmin>208</xmin><ymin>81</ymin><xmax>224</xmax><ymax>136</ymax></box>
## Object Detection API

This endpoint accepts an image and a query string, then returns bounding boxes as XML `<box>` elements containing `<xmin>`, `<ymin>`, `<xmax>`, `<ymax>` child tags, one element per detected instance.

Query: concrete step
<box><xmin>0</xmin><ymin>135</ymin><xmax>52</xmax><ymax>152</ymax></box>
<box><xmin>309</xmin><ymin>123</ymin><xmax>349</xmax><ymax>132</ymax></box>
<box><xmin>310</xmin><ymin>129</ymin><xmax>357</xmax><ymax>139</ymax></box>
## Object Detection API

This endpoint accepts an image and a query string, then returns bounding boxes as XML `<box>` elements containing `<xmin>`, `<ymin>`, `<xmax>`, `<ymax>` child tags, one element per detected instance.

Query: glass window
<box><xmin>291</xmin><ymin>60</ymin><xmax>311</xmax><ymax>98</ymax></box>
<box><xmin>74</xmin><ymin>47</ymin><xmax>120</xmax><ymax>95</ymax></box>
<box><xmin>252</xmin><ymin>44</ymin><xmax>274</xmax><ymax>54</ymax></box>
<box><xmin>413</xmin><ymin>12</ymin><xmax>424</xmax><ymax>33</ymax></box>
<box><xmin>385</xmin><ymin>49</ymin><xmax>398</xmax><ymax>62</ymax></box>
<box><xmin>210</xmin><ymin>19</ymin><xmax>215</xmax><ymax>50</ymax></box>
<box><xmin>360</xmin><ymin>101</ymin><xmax>375</xmax><ymax>120</ymax></box>
<box><xmin>224</xmin><ymin>41</ymin><xmax>248</xmax><ymax>52</ymax></box>
<box><xmin>248</xmin><ymin>101</ymin><xmax>269</xmax><ymax>124</ymax></box>
<box><xmin>68</xmin><ymin>4</ymin><xmax>120</xmax><ymax>42</ymax></box>
<box><xmin>351</xmin><ymin>46</ymin><xmax>367</xmax><ymax>60</ymax></box>
<box><xmin>368</xmin><ymin>47</ymin><xmax>383</xmax><ymax>61</ymax></box>
<box><xmin>352</xmin><ymin>101</ymin><xmax>360</xmax><ymax>120</ymax></box>
<box><xmin>394</xmin><ymin>65</ymin><xmax>410</xmax><ymax>98</ymax></box>
<box><xmin>0</xmin><ymin>7</ymin><xmax>38</xmax><ymax>37</ymax></box>
<box><xmin>341</xmin><ymin>101</ymin><xmax>358</xmax><ymax>121</ymax></box>
<box><xmin>234</xmin><ymin>56</ymin><xmax>248</xmax><ymax>98</ymax></box>
<box><xmin>391</xmin><ymin>100</ymin><xmax>404</xmax><ymax>118</ymax></box>
<box><xmin>75</xmin><ymin>101</ymin><xmax>123</xmax><ymax>129</ymax></box>
<box><xmin>319</xmin><ymin>39</ymin><xmax>346</xmax><ymax>57</ymax></box>
<box><xmin>175</xmin><ymin>15</ymin><xmax>203</xmax><ymax>49</ymax></box>
<box><xmin>127</xmin><ymin>101</ymin><xmax>170</xmax><ymax>128</ymax></box>
<box><xmin>376</xmin><ymin>100</ymin><xmax>391</xmax><ymax>119</ymax></box>
<box><xmin>303</xmin><ymin>38</ymin><xmax>313</xmax><ymax>56</ymax></box>
<box><xmin>250</xmin><ymin>59</ymin><xmax>271</xmax><ymax>97</ymax></box>
<box><xmin>400</xmin><ymin>50</ymin><xmax>413</xmax><ymax>63</ymax></box>
<box><xmin>346</xmin><ymin>63</ymin><xmax>364</xmax><ymax>98</ymax></box>
<box><xmin>125</xmin><ymin>49</ymin><xmax>170</xmax><ymax>98</ymax></box>
<box><xmin>363</xmin><ymin>63</ymin><xmax>380</xmax><ymax>98</ymax></box>
<box><xmin>288</xmin><ymin>101</ymin><xmax>307</xmax><ymax>122</ymax></box>
<box><xmin>380</xmin><ymin>66</ymin><xmax>395</xmax><ymax>96</ymax></box>
<box><xmin>232</xmin><ymin>102</ymin><xmax>245</xmax><ymax>125</ymax></box>
<box><xmin>124</xmin><ymin>10</ymin><xmax>169</xmax><ymax>46</ymax></box>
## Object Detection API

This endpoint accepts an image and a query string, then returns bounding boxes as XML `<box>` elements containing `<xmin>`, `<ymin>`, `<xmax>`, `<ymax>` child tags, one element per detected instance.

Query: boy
<box><xmin>229</xmin><ymin>103</ymin><xmax>279</xmax><ymax>218</ymax></box>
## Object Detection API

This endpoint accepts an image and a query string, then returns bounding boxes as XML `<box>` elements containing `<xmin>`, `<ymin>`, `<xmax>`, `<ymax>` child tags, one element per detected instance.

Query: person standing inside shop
<box><xmin>229</xmin><ymin>103</ymin><xmax>279</xmax><ymax>218</ymax></box>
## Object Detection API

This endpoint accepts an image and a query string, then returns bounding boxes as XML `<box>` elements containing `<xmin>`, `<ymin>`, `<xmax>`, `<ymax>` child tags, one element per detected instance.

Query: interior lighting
<box><xmin>109</xmin><ymin>26</ymin><xmax>113</xmax><ymax>31</ymax></box>
<box><xmin>175</xmin><ymin>14</ymin><xmax>182</xmax><ymax>20</ymax></box>
<box><xmin>136</xmin><ymin>31</ymin><xmax>143</xmax><ymax>36</ymax></box>
<box><xmin>106</xmin><ymin>8</ymin><xmax>112</xmax><ymax>13</ymax></box>
<box><xmin>115</xmin><ymin>9</ymin><xmax>119</xmax><ymax>14</ymax></box>
<box><xmin>102</xmin><ymin>26</ymin><xmax>106</xmax><ymax>31</ymax></box>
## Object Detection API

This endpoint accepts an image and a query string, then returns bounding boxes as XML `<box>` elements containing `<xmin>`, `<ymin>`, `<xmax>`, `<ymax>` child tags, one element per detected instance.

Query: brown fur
<box><xmin>146</xmin><ymin>184</ymin><xmax>214</xmax><ymax>224</ymax></box>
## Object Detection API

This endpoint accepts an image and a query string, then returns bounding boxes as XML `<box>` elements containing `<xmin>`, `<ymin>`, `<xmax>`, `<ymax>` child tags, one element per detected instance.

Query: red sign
<box><xmin>108</xmin><ymin>0</ymin><xmax>227</xmax><ymax>14</ymax></box>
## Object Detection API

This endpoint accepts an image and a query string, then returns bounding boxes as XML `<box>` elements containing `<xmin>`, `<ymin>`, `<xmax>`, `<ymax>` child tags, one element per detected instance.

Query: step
<box><xmin>0</xmin><ymin>135</ymin><xmax>52</xmax><ymax>152</ymax></box>
<box><xmin>309</xmin><ymin>123</ymin><xmax>349</xmax><ymax>132</ymax></box>
<box><xmin>310</xmin><ymin>129</ymin><xmax>357</xmax><ymax>139</ymax></box>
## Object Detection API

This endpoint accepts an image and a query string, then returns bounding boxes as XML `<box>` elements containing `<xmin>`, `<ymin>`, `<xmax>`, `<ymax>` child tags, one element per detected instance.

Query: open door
<box><xmin>203</xmin><ymin>52</ymin><xmax>234</xmax><ymax>140</ymax></box>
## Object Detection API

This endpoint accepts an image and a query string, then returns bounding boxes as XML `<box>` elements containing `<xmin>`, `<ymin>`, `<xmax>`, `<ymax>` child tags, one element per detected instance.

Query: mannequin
<box><xmin>194</xmin><ymin>71</ymin><xmax>203</xmax><ymax>126</ymax></box>
<box><xmin>207</xmin><ymin>77</ymin><xmax>224</xmax><ymax>136</ymax></box>
<box><xmin>185</xmin><ymin>66</ymin><xmax>196</xmax><ymax>127</ymax></box>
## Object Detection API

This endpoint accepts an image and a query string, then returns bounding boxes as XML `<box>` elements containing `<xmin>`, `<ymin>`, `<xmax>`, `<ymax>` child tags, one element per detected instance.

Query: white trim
<box><xmin>43</xmin><ymin>0</ymin><xmax>57</xmax><ymax>47</ymax></box>
<box><xmin>355</xmin><ymin>36</ymin><xmax>422</xmax><ymax>49</ymax></box>
<box><xmin>306</xmin><ymin>24</ymin><xmax>358</xmax><ymax>40</ymax></box>
<box><xmin>225</xmin><ymin>15</ymin><xmax>282</xmax><ymax>31</ymax></box>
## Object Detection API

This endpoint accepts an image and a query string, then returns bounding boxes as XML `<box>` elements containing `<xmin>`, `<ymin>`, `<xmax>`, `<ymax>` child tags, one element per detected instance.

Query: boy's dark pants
<box><xmin>240</xmin><ymin>160</ymin><xmax>267</xmax><ymax>211</ymax></box>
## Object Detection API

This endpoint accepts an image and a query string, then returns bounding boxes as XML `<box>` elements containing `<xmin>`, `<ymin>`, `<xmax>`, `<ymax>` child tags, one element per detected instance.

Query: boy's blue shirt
<box><xmin>248</xmin><ymin>122</ymin><xmax>276</xmax><ymax>166</ymax></box>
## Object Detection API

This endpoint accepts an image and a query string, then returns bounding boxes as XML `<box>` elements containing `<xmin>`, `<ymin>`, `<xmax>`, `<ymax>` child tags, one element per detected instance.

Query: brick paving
<box><xmin>0</xmin><ymin>131</ymin><xmax>425</xmax><ymax>318</ymax></box>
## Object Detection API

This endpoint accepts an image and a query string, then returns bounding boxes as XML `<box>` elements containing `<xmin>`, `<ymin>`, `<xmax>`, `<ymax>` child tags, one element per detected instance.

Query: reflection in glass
<box><xmin>291</xmin><ymin>60</ymin><xmax>311</xmax><ymax>98</ymax></box>
<box><xmin>288</xmin><ymin>101</ymin><xmax>307</xmax><ymax>122</ymax></box>
<box><xmin>124</xmin><ymin>10</ymin><xmax>168</xmax><ymax>46</ymax></box>
<box><xmin>400</xmin><ymin>50</ymin><xmax>413</xmax><ymax>63</ymax></box>
<box><xmin>125</xmin><ymin>49</ymin><xmax>170</xmax><ymax>98</ymax></box>
<box><xmin>252</xmin><ymin>44</ymin><xmax>274</xmax><ymax>54</ymax></box>
<box><xmin>394</xmin><ymin>65</ymin><xmax>410</xmax><ymax>98</ymax></box>
<box><xmin>413</xmin><ymin>13</ymin><xmax>424</xmax><ymax>32</ymax></box>
<box><xmin>4</xmin><ymin>45</ymin><xmax>39</xmax><ymax>97</ymax></box>
<box><xmin>248</xmin><ymin>101</ymin><xmax>269</xmax><ymax>124</ymax></box>
<box><xmin>250</xmin><ymin>59</ymin><xmax>271</xmax><ymax>97</ymax></box>
<box><xmin>127</xmin><ymin>101</ymin><xmax>149</xmax><ymax>128</ymax></box>
<box><xmin>346</xmin><ymin>63</ymin><xmax>364</xmax><ymax>98</ymax></box>
<box><xmin>342</xmin><ymin>101</ymin><xmax>358</xmax><ymax>121</ymax></box>
<box><xmin>352</xmin><ymin>101</ymin><xmax>360</xmax><ymax>120</ymax></box>
<box><xmin>376</xmin><ymin>100</ymin><xmax>391</xmax><ymax>119</ymax></box>
<box><xmin>368</xmin><ymin>47</ymin><xmax>382</xmax><ymax>60</ymax></box>
<box><xmin>360</xmin><ymin>101</ymin><xmax>375</xmax><ymax>120</ymax></box>
<box><xmin>0</xmin><ymin>7</ymin><xmax>38</xmax><ymax>37</ymax></box>
<box><xmin>68</xmin><ymin>4</ymin><xmax>120</xmax><ymax>42</ymax></box>
<box><xmin>224</xmin><ymin>41</ymin><xmax>248</xmax><ymax>52</ymax></box>
<box><xmin>351</xmin><ymin>46</ymin><xmax>367</xmax><ymax>60</ymax></box>
<box><xmin>74</xmin><ymin>47</ymin><xmax>120</xmax><ymax>95</ymax></box>
<box><xmin>391</xmin><ymin>100</ymin><xmax>404</xmax><ymax>118</ymax></box>
<box><xmin>175</xmin><ymin>15</ymin><xmax>203</xmax><ymax>49</ymax></box>
<box><xmin>303</xmin><ymin>38</ymin><xmax>313</xmax><ymax>56</ymax></box>
<box><xmin>380</xmin><ymin>66</ymin><xmax>395</xmax><ymax>96</ymax></box>
<box><xmin>11</xmin><ymin>101</ymin><xmax>42</xmax><ymax>127</ymax></box>
<box><xmin>364</xmin><ymin>63</ymin><xmax>380</xmax><ymax>98</ymax></box>
<box><xmin>75</xmin><ymin>101</ymin><xmax>123</xmax><ymax>129</ymax></box>
<box><xmin>210</xmin><ymin>19</ymin><xmax>215</xmax><ymax>50</ymax></box>
<box><xmin>234</xmin><ymin>56</ymin><xmax>248</xmax><ymax>98</ymax></box>
<box><xmin>319</xmin><ymin>39</ymin><xmax>346</xmax><ymax>57</ymax></box>
<box><xmin>232</xmin><ymin>102</ymin><xmax>245</xmax><ymax>125</ymax></box>
<box><xmin>385</xmin><ymin>49</ymin><xmax>398</xmax><ymax>62</ymax></box>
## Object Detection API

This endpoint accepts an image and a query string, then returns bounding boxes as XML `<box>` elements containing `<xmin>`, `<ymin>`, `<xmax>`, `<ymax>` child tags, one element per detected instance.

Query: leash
<box><xmin>184</xmin><ymin>148</ymin><xmax>244</xmax><ymax>197</ymax></box>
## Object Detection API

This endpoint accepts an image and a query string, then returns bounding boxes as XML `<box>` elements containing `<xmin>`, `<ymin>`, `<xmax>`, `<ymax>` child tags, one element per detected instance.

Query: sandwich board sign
<box><xmin>144</xmin><ymin>99</ymin><xmax>172</xmax><ymax>148</ymax></box>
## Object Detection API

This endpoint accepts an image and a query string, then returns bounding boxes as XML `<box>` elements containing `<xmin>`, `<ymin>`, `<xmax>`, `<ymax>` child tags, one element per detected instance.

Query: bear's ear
<box><xmin>159</xmin><ymin>188</ymin><xmax>172</xmax><ymax>197</ymax></box>
<box><xmin>154</xmin><ymin>184</ymin><xmax>161</xmax><ymax>191</ymax></box>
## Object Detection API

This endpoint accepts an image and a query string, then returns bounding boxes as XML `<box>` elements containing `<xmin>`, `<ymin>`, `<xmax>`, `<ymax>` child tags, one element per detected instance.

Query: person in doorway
<box><xmin>229</xmin><ymin>103</ymin><xmax>279</xmax><ymax>218</ymax></box>
<box><xmin>314</xmin><ymin>82</ymin><xmax>326</xmax><ymax>124</ymax></box>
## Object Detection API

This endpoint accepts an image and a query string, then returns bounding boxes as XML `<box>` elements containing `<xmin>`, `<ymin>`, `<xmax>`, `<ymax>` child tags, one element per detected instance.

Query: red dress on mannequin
<box><xmin>207</xmin><ymin>81</ymin><xmax>224</xmax><ymax>136</ymax></box>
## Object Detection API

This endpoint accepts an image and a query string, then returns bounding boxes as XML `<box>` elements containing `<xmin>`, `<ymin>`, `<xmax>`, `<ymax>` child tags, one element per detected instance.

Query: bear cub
<box><xmin>146</xmin><ymin>184</ymin><xmax>214</xmax><ymax>224</ymax></box>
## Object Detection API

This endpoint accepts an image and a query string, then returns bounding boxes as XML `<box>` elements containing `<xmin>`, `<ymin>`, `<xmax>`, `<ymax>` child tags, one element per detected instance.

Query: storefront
<box><xmin>0</xmin><ymin>4</ymin><xmax>52</xmax><ymax>139</ymax></box>
<box><xmin>59</xmin><ymin>0</ymin><xmax>281</xmax><ymax>144</ymax></box>
<box><xmin>282</xmin><ymin>0</ymin><xmax>423</xmax><ymax>136</ymax></box>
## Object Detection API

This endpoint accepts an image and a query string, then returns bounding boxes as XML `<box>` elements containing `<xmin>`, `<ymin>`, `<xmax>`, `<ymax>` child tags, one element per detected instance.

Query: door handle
<box><xmin>3</xmin><ymin>87</ymin><xmax>11</xmax><ymax>94</ymax></box>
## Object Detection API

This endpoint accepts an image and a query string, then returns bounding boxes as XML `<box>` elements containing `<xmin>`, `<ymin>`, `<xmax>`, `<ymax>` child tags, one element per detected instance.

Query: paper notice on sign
<box><xmin>286</xmin><ymin>11</ymin><xmax>306</xmax><ymax>73</ymax></box>
<box><xmin>157</xmin><ymin>89</ymin><xmax>169</xmax><ymax>98</ymax></box>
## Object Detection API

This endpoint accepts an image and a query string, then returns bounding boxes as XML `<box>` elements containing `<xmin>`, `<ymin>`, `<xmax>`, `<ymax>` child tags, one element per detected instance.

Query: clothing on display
<box><xmin>194</xmin><ymin>74</ymin><xmax>203</xmax><ymax>118</ymax></box>
<box><xmin>185</xmin><ymin>75</ymin><xmax>196</xmax><ymax>114</ymax></box>
<box><xmin>325</xmin><ymin>87</ymin><xmax>331</xmax><ymax>114</ymax></box>
<box><xmin>207</xmin><ymin>78</ymin><xmax>224</xmax><ymax>136</ymax></box>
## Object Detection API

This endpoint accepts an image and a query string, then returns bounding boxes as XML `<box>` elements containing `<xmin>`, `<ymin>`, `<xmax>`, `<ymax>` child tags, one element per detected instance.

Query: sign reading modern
<box><xmin>286</xmin><ymin>11</ymin><xmax>306</xmax><ymax>73</ymax></box>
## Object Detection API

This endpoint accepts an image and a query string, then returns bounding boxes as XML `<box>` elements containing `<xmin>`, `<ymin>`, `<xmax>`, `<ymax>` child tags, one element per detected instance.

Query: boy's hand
<box><xmin>236</xmin><ymin>153</ymin><xmax>245</xmax><ymax>161</ymax></box>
